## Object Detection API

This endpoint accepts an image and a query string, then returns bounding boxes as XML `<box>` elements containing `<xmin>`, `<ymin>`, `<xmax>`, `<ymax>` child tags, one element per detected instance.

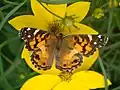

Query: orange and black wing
<box><xmin>19</xmin><ymin>27</ymin><xmax>56</xmax><ymax>70</ymax></box>
<box><xmin>55</xmin><ymin>34</ymin><xmax>108</xmax><ymax>72</ymax></box>
<box><xmin>55</xmin><ymin>34</ymin><xmax>83</xmax><ymax>72</ymax></box>
<box><xmin>73</xmin><ymin>34</ymin><xmax>108</xmax><ymax>57</ymax></box>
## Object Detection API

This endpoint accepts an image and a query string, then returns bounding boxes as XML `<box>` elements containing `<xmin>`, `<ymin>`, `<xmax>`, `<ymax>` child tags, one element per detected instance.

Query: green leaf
<box><xmin>0</xmin><ymin>55</ymin><xmax>3</xmax><ymax>75</ymax></box>
<box><xmin>0</xmin><ymin>0</ymin><xmax>27</xmax><ymax>31</ymax></box>
<box><xmin>98</xmin><ymin>57</ymin><xmax>109</xmax><ymax>90</ymax></box>
<box><xmin>40</xmin><ymin>0</ymin><xmax>80</xmax><ymax>4</ymax></box>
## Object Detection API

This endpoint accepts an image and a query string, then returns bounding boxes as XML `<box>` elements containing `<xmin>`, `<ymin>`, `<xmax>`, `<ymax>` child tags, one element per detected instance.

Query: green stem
<box><xmin>0</xmin><ymin>10</ymin><xmax>4</xmax><ymax>20</ymax></box>
<box><xmin>0</xmin><ymin>55</ymin><xmax>4</xmax><ymax>76</ymax></box>
<box><xmin>0</xmin><ymin>37</ymin><xmax>19</xmax><ymax>49</ymax></box>
<box><xmin>0</xmin><ymin>43</ymin><xmax>24</xmax><ymax>81</ymax></box>
<box><xmin>38</xmin><ymin>0</ymin><xmax>63</xmax><ymax>20</ymax></box>
<box><xmin>107</xmin><ymin>6</ymin><xmax>114</xmax><ymax>37</ymax></box>
<box><xmin>0</xmin><ymin>0</ymin><xmax>27</xmax><ymax>31</ymax></box>
<box><xmin>3</xmin><ymin>0</ymin><xmax>18</xmax><ymax>5</ymax></box>
<box><xmin>112</xmin><ymin>86</ymin><xmax>120</xmax><ymax>90</ymax></box>
<box><xmin>0</xmin><ymin>52</ymin><xmax>16</xmax><ymax>65</ymax></box>
<box><xmin>98</xmin><ymin>57</ymin><xmax>108</xmax><ymax>90</ymax></box>
<box><xmin>102</xmin><ymin>42</ymin><xmax>120</xmax><ymax>51</ymax></box>
<box><xmin>100</xmin><ymin>3</ymin><xmax>108</xmax><ymax>8</ymax></box>
<box><xmin>0</xmin><ymin>55</ymin><xmax>13</xmax><ymax>89</ymax></box>
<box><xmin>0</xmin><ymin>4</ymin><xmax>12</xmax><ymax>11</ymax></box>
<box><xmin>40</xmin><ymin>0</ymin><xmax>79</xmax><ymax>4</ymax></box>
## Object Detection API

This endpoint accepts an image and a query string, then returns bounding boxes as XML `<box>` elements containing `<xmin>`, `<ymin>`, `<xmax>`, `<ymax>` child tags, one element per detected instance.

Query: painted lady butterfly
<box><xmin>19</xmin><ymin>27</ymin><xmax>108</xmax><ymax>72</ymax></box>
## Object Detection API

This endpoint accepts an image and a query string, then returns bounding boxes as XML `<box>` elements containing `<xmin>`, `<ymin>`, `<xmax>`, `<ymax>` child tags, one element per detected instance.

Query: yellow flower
<box><xmin>109</xmin><ymin>0</ymin><xmax>119</xmax><ymax>8</ymax></box>
<box><xmin>8</xmin><ymin>1</ymin><xmax>111</xmax><ymax>89</ymax></box>
<box><xmin>92</xmin><ymin>8</ymin><xmax>104</xmax><ymax>19</ymax></box>
<box><xmin>9</xmin><ymin>0</ymin><xmax>99</xmax><ymax>74</ymax></box>
<box><xmin>8</xmin><ymin>0</ymin><xmax>98</xmax><ymax>34</ymax></box>
<box><xmin>20</xmin><ymin>71</ymin><xmax>111</xmax><ymax>90</ymax></box>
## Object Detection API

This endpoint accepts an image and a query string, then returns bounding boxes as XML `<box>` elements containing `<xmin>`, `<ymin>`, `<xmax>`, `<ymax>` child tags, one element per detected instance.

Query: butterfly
<box><xmin>19</xmin><ymin>27</ymin><xmax>108</xmax><ymax>72</ymax></box>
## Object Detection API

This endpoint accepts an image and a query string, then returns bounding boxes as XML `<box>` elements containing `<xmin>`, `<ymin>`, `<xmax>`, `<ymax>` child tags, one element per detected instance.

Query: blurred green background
<box><xmin>0</xmin><ymin>0</ymin><xmax>120</xmax><ymax>90</ymax></box>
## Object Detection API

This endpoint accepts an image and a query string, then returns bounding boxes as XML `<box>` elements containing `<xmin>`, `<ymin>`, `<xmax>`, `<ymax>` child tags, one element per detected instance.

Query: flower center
<box><xmin>59</xmin><ymin>71</ymin><xmax>73</xmax><ymax>81</ymax></box>
<box><xmin>47</xmin><ymin>16</ymin><xmax>77</xmax><ymax>35</ymax></box>
<box><xmin>63</xmin><ymin>16</ymin><xmax>74</xmax><ymax>27</ymax></box>
<box><xmin>48</xmin><ymin>21</ymin><xmax>61</xmax><ymax>35</ymax></box>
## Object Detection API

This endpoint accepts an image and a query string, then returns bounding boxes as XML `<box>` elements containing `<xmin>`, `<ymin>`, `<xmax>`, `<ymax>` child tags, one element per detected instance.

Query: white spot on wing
<box><xmin>27</xmin><ymin>28</ymin><xmax>31</xmax><ymax>31</ymax></box>
<box><xmin>24</xmin><ymin>30</ymin><xmax>27</xmax><ymax>33</ymax></box>
<box><xmin>100</xmin><ymin>39</ymin><xmax>103</xmax><ymax>41</ymax></box>
<box><xmin>98</xmin><ymin>35</ymin><xmax>102</xmax><ymax>38</ymax></box>
<box><xmin>94</xmin><ymin>42</ymin><xmax>97</xmax><ymax>45</ymax></box>
<box><xmin>106</xmin><ymin>37</ymin><xmax>109</xmax><ymax>43</ymax></box>
<box><xmin>28</xmin><ymin>35</ymin><xmax>31</xmax><ymax>38</ymax></box>
<box><xmin>34</xmin><ymin>29</ymin><xmax>39</xmax><ymax>35</ymax></box>
<box><xmin>88</xmin><ymin>35</ymin><xmax>92</xmax><ymax>41</ymax></box>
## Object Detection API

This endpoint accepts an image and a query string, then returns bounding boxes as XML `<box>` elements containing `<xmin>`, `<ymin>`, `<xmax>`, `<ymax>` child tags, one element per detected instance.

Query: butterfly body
<box><xmin>20</xmin><ymin>27</ymin><xmax>108</xmax><ymax>72</ymax></box>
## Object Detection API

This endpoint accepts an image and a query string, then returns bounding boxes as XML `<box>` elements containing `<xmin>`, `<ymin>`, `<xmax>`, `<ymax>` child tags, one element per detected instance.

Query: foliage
<box><xmin>0</xmin><ymin>0</ymin><xmax>120</xmax><ymax>90</ymax></box>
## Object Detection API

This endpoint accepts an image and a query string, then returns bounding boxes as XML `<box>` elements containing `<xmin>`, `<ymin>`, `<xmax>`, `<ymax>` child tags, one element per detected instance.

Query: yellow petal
<box><xmin>31</xmin><ymin>0</ymin><xmax>53</xmax><ymax>25</ymax></box>
<box><xmin>48</xmin><ymin>4</ymin><xmax>67</xmax><ymax>20</ymax></box>
<box><xmin>71</xmin><ymin>71</ymin><xmax>111</xmax><ymax>89</ymax></box>
<box><xmin>67</xmin><ymin>2</ymin><xmax>90</xmax><ymax>22</ymax></box>
<box><xmin>53</xmin><ymin>81</ymin><xmax>89</xmax><ymax>90</ymax></box>
<box><xmin>74</xmin><ymin>49</ymin><xmax>99</xmax><ymax>72</ymax></box>
<box><xmin>21</xmin><ymin>75</ymin><xmax>61</xmax><ymax>90</ymax></box>
<box><xmin>22</xmin><ymin>47</ymin><xmax>61</xmax><ymax>75</ymax></box>
<box><xmin>69</xmin><ymin>81</ymin><xmax>89</xmax><ymax>90</ymax></box>
<box><xmin>53</xmin><ymin>82</ymin><xmax>70</xmax><ymax>90</ymax></box>
<box><xmin>8</xmin><ymin>15</ymin><xmax>47</xmax><ymax>30</ymax></box>
<box><xmin>62</xmin><ymin>23</ymin><xmax>98</xmax><ymax>35</ymax></box>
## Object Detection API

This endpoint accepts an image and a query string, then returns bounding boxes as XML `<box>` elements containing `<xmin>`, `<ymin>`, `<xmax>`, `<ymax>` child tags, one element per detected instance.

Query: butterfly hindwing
<box><xmin>20</xmin><ymin>27</ymin><xmax>56</xmax><ymax>70</ymax></box>
<box><xmin>55</xmin><ymin>35</ymin><xmax>83</xmax><ymax>72</ymax></box>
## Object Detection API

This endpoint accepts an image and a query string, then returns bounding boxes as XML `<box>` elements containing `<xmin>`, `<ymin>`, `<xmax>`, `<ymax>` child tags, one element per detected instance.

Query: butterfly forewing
<box><xmin>19</xmin><ymin>27</ymin><xmax>56</xmax><ymax>70</ymax></box>
<box><xmin>72</xmin><ymin>34</ymin><xmax>108</xmax><ymax>57</ymax></box>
